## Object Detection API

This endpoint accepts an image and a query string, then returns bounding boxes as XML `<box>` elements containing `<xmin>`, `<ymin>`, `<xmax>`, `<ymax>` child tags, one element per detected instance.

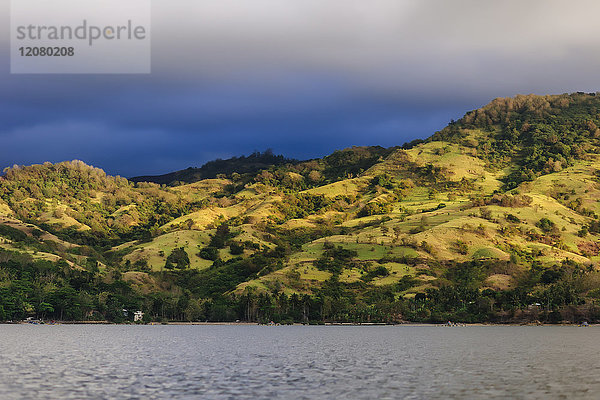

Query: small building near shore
<box><xmin>134</xmin><ymin>311</ymin><xmax>144</xmax><ymax>322</ymax></box>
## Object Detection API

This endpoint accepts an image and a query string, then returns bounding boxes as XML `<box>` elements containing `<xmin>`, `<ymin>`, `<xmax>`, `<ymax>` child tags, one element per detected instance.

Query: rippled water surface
<box><xmin>1</xmin><ymin>325</ymin><xmax>600</xmax><ymax>399</ymax></box>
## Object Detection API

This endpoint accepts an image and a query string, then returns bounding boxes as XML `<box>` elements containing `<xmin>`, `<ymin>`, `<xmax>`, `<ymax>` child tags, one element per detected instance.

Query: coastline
<box><xmin>3</xmin><ymin>321</ymin><xmax>596</xmax><ymax>327</ymax></box>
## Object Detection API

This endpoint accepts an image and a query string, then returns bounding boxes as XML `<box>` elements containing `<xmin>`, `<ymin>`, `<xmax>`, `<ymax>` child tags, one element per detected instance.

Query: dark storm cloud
<box><xmin>2</xmin><ymin>0</ymin><xmax>600</xmax><ymax>176</ymax></box>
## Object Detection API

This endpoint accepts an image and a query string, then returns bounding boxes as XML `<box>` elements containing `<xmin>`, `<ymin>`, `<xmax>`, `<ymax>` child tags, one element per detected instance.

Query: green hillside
<box><xmin>3</xmin><ymin>93</ymin><xmax>600</xmax><ymax>324</ymax></box>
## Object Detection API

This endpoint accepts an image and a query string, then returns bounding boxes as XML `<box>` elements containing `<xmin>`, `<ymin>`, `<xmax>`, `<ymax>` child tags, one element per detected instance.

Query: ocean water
<box><xmin>0</xmin><ymin>324</ymin><xmax>598</xmax><ymax>399</ymax></box>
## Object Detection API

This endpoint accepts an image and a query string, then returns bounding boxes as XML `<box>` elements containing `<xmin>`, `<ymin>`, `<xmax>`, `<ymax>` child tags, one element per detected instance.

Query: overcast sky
<box><xmin>2</xmin><ymin>0</ymin><xmax>600</xmax><ymax>176</ymax></box>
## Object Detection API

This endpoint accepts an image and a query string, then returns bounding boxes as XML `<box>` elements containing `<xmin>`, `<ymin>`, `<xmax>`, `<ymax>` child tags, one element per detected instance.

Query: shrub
<box><xmin>371</xmin><ymin>174</ymin><xmax>395</xmax><ymax>189</ymax></box>
<box><xmin>420</xmin><ymin>241</ymin><xmax>433</xmax><ymax>254</ymax></box>
<box><xmin>358</xmin><ymin>202</ymin><xmax>393</xmax><ymax>217</ymax></box>
<box><xmin>165</xmin><ymin>247</ymin><xmax>190</xmax><ymax>269</ymax></box>
<box><xmin>360</xmin><ymin>266</ymin><xmax>390</xmax><ymax>282</ymax></box>
<box><xmin>454</xmin><ymin>240</ymin><xmax>468</xmax><ymax>255</ymax></box>
<box><xmin>199</xmin><ymin>246</ymin><xmax>220</xmax><ymax>261</ymax></box>
<box><xmin>536</xmin><ymin>218</ymin><xmax>556</xmax><ymax>233</ymax></box>
<box><xmin>229</xmin><ymin>242</ymin><xmax>244</xmax><ymax>255</ymax></box>
<box><xmin>314</xmin><ymin>245</ymin><xmax>358</xmax><ymax>274</ymax></box>
<box><xmin>506</xmin><ymin>214</ymin><xmax>521</xmax><ymax>223</ymax></box>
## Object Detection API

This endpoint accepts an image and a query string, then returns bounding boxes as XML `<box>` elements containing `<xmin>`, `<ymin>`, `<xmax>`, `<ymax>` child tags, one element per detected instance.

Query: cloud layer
<box><xmin>2</xmin><ymin>0</ymin><xmax>600</xmax><ymax>176</ymax></box>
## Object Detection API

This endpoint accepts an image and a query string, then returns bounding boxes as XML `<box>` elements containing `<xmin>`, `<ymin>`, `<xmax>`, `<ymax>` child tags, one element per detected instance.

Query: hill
<box><xmin>3</xmin><ymin>92</ymin><xmax>600</xmax><ymax>324</ymax></box>
<box><xmin>130</xmin><ymin>150</ymin><xmax>298</xmax><ymax>185</ymax></box>
<box><xmin>130</xmin><ymin>146</ymin><xmax>395</xmax><ymax>186</ymax></box>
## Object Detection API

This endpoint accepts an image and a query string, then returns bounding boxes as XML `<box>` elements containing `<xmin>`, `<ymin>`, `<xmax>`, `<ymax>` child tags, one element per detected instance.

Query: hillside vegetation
<box><xmin>3</xmin><ymin>93</ymin><xmax>600</xmax><ymax>324</ymax></box>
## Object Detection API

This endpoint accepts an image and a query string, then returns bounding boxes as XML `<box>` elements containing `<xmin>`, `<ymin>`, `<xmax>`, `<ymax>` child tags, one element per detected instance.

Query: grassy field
<box><xmin>123</xmin><ymin>230</ymin><xmax>215</xmax><ymax>271</ymax></box>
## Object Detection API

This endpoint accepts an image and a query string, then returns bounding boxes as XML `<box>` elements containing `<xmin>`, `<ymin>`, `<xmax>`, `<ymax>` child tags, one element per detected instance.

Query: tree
<box><xmin>210</xmin><ymin>223</ymin><xmax>232</xmax><ymax>248</ymax></box>
<box><xmin>229</xmin><ymin>242</ymin><xmax>244</xmax><ymax>255</ymax></box>
<box><xmin>37</xmin><ymin>302</ymin><xmax>54</xmax><ymax>320</ymax></box>
<box><xmin>185</xmin><ymin>298</ymin><xmax>206</xmax><ymax>321</ymax></box>
<box><xmin>536</xmin><ymin>218</ymin><xmax>555</xmax><ymax>233</ymax></box>
<box><xmin>165</xmin><ymin>247</ymin><xmax>190</xmax><ymax>270</ymax></box>
<box><xmin>199</xmin><ymin>246</ymin><xmax>219</xmax><ymax>261</ymax></box>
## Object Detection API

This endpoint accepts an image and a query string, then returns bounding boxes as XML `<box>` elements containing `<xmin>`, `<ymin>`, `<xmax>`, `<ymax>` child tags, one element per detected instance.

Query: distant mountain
<box><xmin>130</xmin><ymin>150</ymin><xmax>298</xmax><ymax>185</ymax></box>
<box><xmin>130</xmin><ymin>146</ymin><xmax>396</xmax><ymax>186</ymax></box>
<box><xmin>3</xmin><ymin>93</ymin><xmax>600</xmax><ymax>325</ymax></box>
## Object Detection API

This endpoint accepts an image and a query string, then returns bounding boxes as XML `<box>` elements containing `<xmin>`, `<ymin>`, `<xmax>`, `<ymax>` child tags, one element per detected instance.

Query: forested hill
<box><xmin>3</xmin><ymin>93</ymin><xmax>600</xmax><ymax>325</ymax></box>
<box><xmin>130</xmin><ymin>150</ymin><xmax>298</xmax><ymax>185</ymax></box>
<box><xmin>130</xmin><ymin>147</ymin><xmax>395</xmax><ymax>186</ymax></box>
<box><xmin>431</xmin><ymin>92</ymin><xmax>600</xmax><ymax>189</ymax></box>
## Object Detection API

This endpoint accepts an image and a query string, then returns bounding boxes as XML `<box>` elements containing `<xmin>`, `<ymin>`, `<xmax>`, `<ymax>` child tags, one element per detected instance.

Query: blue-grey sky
<box><xmin>2</xmin><ymin>0</ymin><xmax>600</xmax><ymax>176</ymax></box>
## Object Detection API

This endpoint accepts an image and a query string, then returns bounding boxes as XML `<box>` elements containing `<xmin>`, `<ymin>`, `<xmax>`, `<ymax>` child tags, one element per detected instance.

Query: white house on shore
<box><xmin>134</xmin><ymin>311</ymin><xmax>144</xmax><ymax>322</ymax></box>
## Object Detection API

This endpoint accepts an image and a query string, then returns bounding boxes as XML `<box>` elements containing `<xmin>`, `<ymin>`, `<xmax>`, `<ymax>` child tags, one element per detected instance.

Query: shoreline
<box><xmin>3</xmin><ymin>321</ymin><xmax>596</xmax><ymax>327</ymax></box>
